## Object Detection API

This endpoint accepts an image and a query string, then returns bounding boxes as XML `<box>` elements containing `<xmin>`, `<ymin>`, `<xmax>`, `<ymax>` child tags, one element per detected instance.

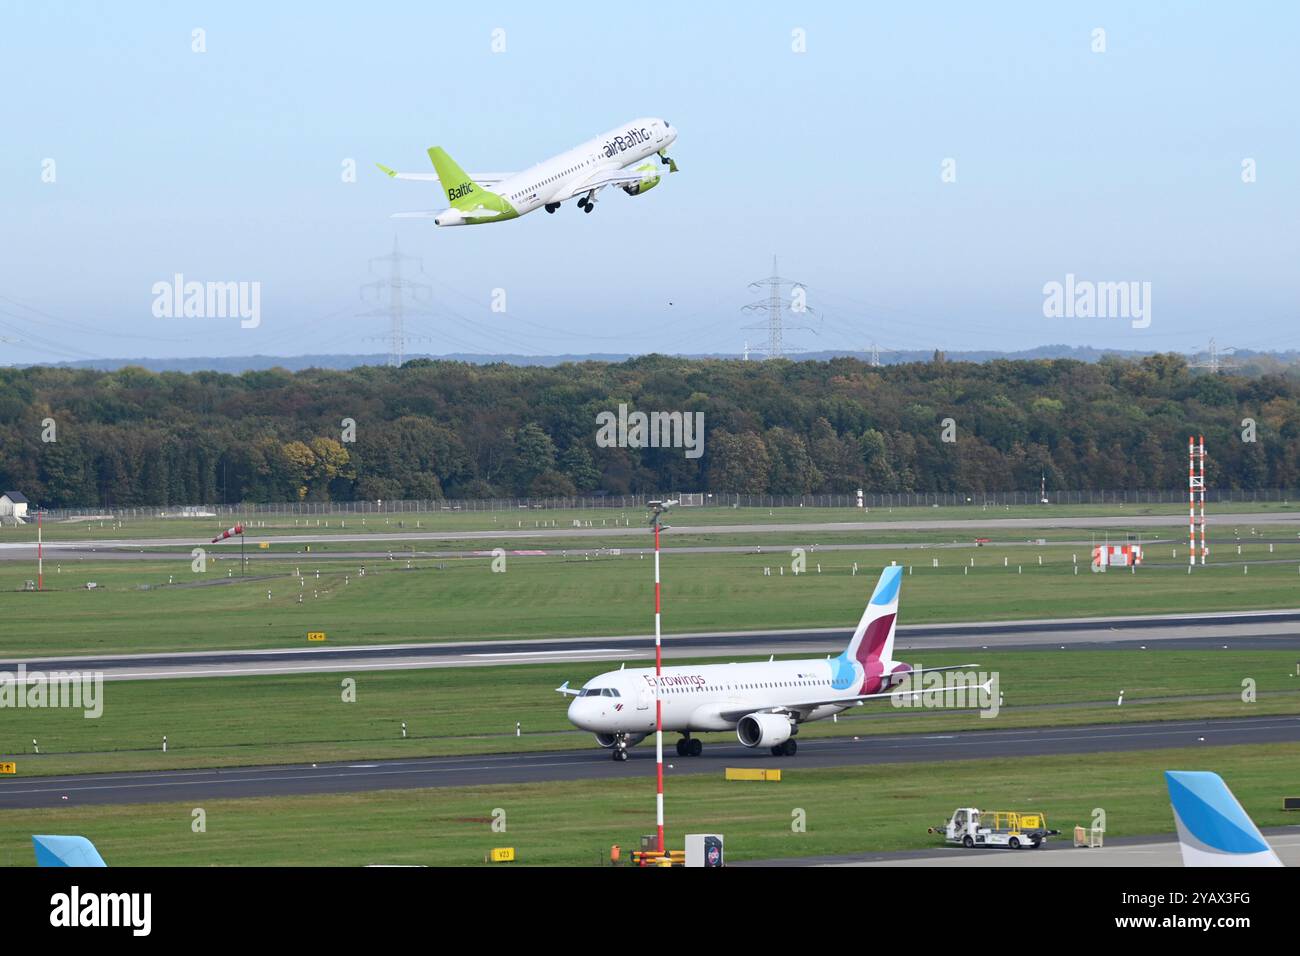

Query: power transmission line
<box><xmin>358</xmin><ymin>236</ymin><xmax>433</xmax><ymax>366</ymax></box>
<box><xmin>1188</xmin><ymin>337</ymin><xmax>1239</xmax><ymax>374</ymax></box>
<box><xmin>741</xmin><ymin>255</ymin><xmax>817</xmax><ymax>359</ymax></box>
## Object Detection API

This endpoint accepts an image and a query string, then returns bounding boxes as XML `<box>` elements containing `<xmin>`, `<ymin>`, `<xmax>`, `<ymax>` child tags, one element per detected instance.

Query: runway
<box><xmin>1</xmin><ymin>715</ymin><xmax>1294</xmax><ymax>809</ymax></box>
<box><xmin>0</xmin><ymin>509</ymin><xmax>1296</xmax><ymax>560</ymax></box>
<box><xmin>3</xmin><ymin>608</ymin><xmax>1299</xmax><ymax>681</ymax></box>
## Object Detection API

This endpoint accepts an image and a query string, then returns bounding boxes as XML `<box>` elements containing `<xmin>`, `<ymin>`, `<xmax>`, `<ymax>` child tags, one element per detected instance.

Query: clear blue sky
<box><xmin>1</xmin><ymin>1</ymin><xmax>1296</xmax><ymax>362</ymax></box>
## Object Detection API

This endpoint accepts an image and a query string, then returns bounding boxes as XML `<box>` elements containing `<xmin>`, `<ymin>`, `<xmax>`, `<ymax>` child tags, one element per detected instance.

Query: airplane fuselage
<box><xmin>567</xmin><ymin>654</ymin><xmax>905</xmax><ymax>735</ymax></box>
<box><xmin>494</xmin><ymin>117</ymin><xmax>675</xmax><ymax>217</ymax></box>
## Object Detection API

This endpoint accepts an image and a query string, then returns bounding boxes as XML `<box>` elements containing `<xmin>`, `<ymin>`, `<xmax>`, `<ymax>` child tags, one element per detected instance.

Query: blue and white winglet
<box><xmin>1165</xmin><ymin>771</ymin><xmax>1282</xmax><ymax>867</ymax></box>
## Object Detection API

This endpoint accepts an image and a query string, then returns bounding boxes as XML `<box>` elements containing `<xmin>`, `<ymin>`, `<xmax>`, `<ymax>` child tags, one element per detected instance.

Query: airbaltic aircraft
<box><xmin>377</xmin><ymin>118</ymin><xmax>679</xmax><ymax>226</ymax></box>
<box><xmin>559</xmin><ymin>566</ymin><xmax>976</xmax><ymax>761</ymax></box>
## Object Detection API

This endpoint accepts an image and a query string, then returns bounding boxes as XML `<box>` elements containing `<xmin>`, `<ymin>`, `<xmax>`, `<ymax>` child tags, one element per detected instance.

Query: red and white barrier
<box><xmin>1092</xmin><ymin>544</ymin><xmax>1142</xmax><ymax>570</ymax></box>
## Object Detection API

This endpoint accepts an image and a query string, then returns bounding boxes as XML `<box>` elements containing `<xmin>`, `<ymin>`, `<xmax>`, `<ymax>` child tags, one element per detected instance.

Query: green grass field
<box><xmin>3</xmin><ymin>651</ymin><xmax>1297</xmax><ymax>776</ymax></box>
<box><xmin>3</xmin><ymin>499</ymin><xmax>1297</xmax><ymax>544</ymax></box>
<box><xmin>3</xmin><ymin>541</ymin><xmax>1300</xmax><ymax>658</ymax></box>
<box><xmin>1</xmin><ymin>742</ymin><xmax>1294</xmax><ymax>866</ymax></box>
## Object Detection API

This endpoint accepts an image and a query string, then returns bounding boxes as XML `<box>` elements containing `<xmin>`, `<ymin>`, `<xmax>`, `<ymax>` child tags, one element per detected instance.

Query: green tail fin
<box><xmin>427</xmin><ymin>147</ymin><xmax>478</xmax><ymax>207</ymax></box>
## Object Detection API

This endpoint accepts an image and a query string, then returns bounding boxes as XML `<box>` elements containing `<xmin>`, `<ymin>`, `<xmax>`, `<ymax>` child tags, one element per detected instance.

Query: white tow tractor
<box><xmin>931</xmin><ymin>808</ymin><xmax>1059</xmax><ymax>849</ymax></box>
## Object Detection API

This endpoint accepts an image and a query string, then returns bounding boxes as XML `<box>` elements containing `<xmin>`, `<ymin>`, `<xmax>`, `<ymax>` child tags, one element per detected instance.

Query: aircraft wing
<box><xmin>555</xmin><ymin>681</ymin><xmax>581</xmax><ymax>697</ymax></box>
<box><xmin>562</xmin><ymin>165</ymin><xmax>662</xmax><ymax>198</ymax></box>
<box><xmin>376</xmin><ymin>164</ymin><xmax>514</xmax><ymax>187</ymax></box>
<box><xmin>716</xmin><ymin>673</ymin><xmax>989</xmax><ymax>723</ymax></box>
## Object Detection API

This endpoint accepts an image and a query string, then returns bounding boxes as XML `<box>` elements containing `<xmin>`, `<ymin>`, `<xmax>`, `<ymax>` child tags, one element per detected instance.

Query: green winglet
<box><xmin>658</xmin><ymin>149</ymin><xmax>679</xmax><ymax>173</ymax></box>
<box><xmin>376</xmin><ymin>163</ymin><xmax>398</xmax><ymax>178</ymax></box>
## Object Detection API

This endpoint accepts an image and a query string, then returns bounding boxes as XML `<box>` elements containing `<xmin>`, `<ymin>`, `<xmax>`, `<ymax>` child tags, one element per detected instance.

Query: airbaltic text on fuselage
<box><xmin>643</xmin><ymin>674</ymin><xmax>707</xmax><ymax>687</ymax></box>
<box><xmin>604</xmin><ymin>128</ymin><xmax>651</xmax><ymax>157</ymax></box>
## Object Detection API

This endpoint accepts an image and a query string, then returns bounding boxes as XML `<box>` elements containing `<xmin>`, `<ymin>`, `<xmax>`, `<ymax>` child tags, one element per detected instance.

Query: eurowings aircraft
<box><xmin>559</xmin><ymin>566</ymin><xmax>978</xmax><ymax>760</ymax></box>
<box><xmin>378</xmin><ymin>118</ymin><xmax>678</xmax><ymax>226</ymax></box>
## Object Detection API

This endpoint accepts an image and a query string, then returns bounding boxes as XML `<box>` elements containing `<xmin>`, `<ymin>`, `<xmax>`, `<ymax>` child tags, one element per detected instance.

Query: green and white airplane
<box><xmin>377</xmin><ymin>118</ymin><xmax>678</xmax><ymax>226</ymax></box>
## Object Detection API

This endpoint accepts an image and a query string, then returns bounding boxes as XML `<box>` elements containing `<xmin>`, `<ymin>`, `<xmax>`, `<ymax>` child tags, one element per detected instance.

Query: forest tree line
<box><xmin>0</xmin><ymin>353</ymin><xmax>1295</xmax><ymax>508</ymax></box>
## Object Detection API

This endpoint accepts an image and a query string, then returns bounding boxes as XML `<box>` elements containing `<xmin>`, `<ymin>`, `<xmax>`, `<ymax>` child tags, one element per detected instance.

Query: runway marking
<box><xmin>472</xmin><ymin>649</ymin><xmax>619</xmax><ymax>657</ymax></box>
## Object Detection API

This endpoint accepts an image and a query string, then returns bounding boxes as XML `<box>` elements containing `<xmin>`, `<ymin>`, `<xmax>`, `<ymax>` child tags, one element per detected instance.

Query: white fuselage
<box><xmin>498</xmin><ymin>117</ymin><xmax>675</xmax><ymax>215</ymax></box>
<box><xmin>567</xmin><ymin>656</ymin><xmax>897</xmax><ymax>736</ymax></box>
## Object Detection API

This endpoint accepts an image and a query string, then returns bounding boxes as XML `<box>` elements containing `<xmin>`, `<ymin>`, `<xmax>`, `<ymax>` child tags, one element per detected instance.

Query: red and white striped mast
<box><xmin>1188</xmin><ymin>435</ymin><xmax>1208</xmax><ymax>567</ymax></box>
<box><xmin>1199</xmin><ymin>434</ymin><xmax>1207</xmax><ymax>565</ymax></box>
<box><xmin>649</xmin><ymin>498</ymin><xmax>675</xmax><ymax>856</ymax></box>
<box><xmin>1188</xmin><ymin>436</ymin><xmax>1195</xmax><ymax>567</ymax></box>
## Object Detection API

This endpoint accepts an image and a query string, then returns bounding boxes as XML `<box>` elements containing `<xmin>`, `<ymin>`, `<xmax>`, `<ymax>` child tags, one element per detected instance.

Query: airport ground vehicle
<box><xmin>931</xmin><ymin>808</ymin><xmax>1059</xmax><ymax>849</ymax></box>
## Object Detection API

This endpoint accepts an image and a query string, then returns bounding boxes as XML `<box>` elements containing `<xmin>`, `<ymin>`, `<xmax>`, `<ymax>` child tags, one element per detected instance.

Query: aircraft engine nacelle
<box><xmin>622</xmin><ymin>164</ymin><xmax>661</xmax><ymax>196</ymax></box>
<box><xmin>595</xmin><ymin>732</ymin><xmax>647</xmax><ymax>749</ymax></box>
<box><xmin>736</xmin><ymin>713</ymin><xmax>793</xmax><ymax>749</ymax></box>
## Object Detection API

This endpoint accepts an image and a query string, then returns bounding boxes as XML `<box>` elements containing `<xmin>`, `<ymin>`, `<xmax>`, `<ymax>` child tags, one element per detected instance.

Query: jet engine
<box><xmin>621</xmin><ymin>164</ymin><xmax>661</xmax><ymax>196</ymax></box>
<box><xmin>736</xmin><ymin>713</ymin><xmax>793</xmax><ymax>749</ymax></box>
<box><xmin>595</xmin><ymin>732</ymin><xmax>647</xmax><ymax>749</ymax></box>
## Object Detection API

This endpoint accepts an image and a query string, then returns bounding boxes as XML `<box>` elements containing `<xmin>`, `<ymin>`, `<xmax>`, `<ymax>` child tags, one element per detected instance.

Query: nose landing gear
<box><xmin>545</xmin><ymin>202</ymin><xmax>559</xmax><ymax>213</ymax></box>
<box><xmin>610</xmin><ymin>733</ymin><xmax>632</xmax><ymax>761</ymax></box>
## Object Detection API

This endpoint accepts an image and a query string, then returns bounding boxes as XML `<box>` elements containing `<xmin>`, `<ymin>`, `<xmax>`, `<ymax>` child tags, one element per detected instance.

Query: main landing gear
<box><xmin>675</xmin><ymin>735</ymin><xmax>703</xmax><ymax>757</ymax></box>
<box><xmin>578</xmin><ymin>190</ymin><xmax>597</xmax><ymax>214</ymax></box>
<box><xmin>770</xmin><ymin>739</ymin><xmax>797</xmax><ymax>757</ymax></box>
<box><xmin>545</xmin><ymin>202</ymin><xmax>559</xmax><ymax>213</ymax></box>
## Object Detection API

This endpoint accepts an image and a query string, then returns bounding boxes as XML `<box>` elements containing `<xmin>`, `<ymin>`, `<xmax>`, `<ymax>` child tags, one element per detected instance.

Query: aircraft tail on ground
<box><xmin>33</xmin><ymin>835</ymin><xmax>107</xmax><ymax>867</ymax></box>
<box><xmin>846</xmin><ymin>565</ymin><xmax>902</xmax><ymax>666</ymax></box>
<box><xmin>1165</xmin><ymin>770</ymin><xmax>1282</xmax><ymax>866</ymax></box>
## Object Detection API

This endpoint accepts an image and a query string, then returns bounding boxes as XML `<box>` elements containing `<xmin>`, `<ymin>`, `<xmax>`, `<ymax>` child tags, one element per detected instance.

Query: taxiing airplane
<box><xmin>378</xmin><ymin>118</ymin><xmax>679</xmax><ymax>226</ymax></box>
<box><xmin>558</xmin><ymin>565</ymin><xmax>978</xmax><ymax>761</ymax></box>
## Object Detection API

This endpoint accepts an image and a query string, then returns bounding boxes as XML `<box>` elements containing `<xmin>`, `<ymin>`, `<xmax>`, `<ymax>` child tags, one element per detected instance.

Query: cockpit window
<box><xmin>580</xmin><ymin>687</ymin><xmax>620</xmax><ymax>697</ymax></box>
<box><xmin>603</xmin><ymin>688</ymin><xmax>620</xmax><ymax>697</ymax></box>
